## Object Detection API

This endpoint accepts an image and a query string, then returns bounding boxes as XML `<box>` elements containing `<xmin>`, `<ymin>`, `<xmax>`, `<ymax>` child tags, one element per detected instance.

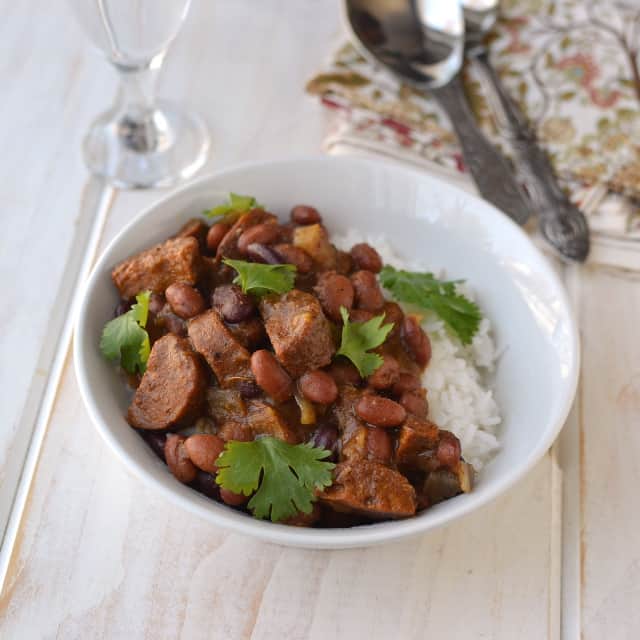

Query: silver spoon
<box><xmin>461</xmin><ymin>0</ymin><xmax>590</xmax><ymax>261</ymax></box>
<box><xmin>343</xmin><ymin>0</ymin><xmax>533</xmax><ymax>226</ymax></box>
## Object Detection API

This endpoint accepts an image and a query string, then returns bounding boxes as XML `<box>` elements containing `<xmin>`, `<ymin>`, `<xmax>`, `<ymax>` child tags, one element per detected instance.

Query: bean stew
<box><xmin>102</xmin><ymin>198</ymin><xmax>474</xmax><ymax>527</ymax></box>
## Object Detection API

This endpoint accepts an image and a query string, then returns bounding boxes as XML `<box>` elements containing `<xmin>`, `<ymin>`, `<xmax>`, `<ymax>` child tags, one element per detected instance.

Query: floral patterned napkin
<box><xmin>307</xmin><ymin>0</ymin><xmax>640</xmax><ymax>265</ymax></box>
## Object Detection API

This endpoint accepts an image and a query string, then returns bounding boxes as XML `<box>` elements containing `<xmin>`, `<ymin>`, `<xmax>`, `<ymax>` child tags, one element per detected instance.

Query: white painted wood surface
<box><xmin>0</xmin><ymin>1</ymin><xmax>638</xmax><ymax>638</ymax></box>
<box><xmin>0</xmin><ymin>0</ymin><xmax>116</xmax><ymax>533</ymax></box>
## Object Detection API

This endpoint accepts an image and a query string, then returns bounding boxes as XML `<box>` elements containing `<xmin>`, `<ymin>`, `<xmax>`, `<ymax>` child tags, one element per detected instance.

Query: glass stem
<box><xmin>115</xmin><ymin>58</ymin><xmax>165</xmax><ymax>153</ymax></box>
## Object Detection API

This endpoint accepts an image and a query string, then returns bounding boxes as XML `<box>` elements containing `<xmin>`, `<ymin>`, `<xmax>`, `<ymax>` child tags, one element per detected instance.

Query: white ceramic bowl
<box><xmin>74</xmin><ymin>156</ymin><xmax>578</xmax><ymax>548</ymax></box>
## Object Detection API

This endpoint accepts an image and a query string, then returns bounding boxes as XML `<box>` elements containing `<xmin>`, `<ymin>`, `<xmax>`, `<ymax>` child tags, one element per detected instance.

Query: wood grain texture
<box><xmin>0</xmin><ymin>0</ymin><xmax>115</xmax><ymax>534</ymax></box>
<box><xmin>575</xmin><ymin>266</ymin><xmax>640</xmax><ymax>639</ymax></box>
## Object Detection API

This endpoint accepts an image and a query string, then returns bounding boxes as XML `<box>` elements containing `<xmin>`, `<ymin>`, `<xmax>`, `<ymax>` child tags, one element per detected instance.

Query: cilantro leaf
<box><xmin>100</xmin><ymin>290</ymin><xmax>151</xmax><ymax>374</ymax></box>
<box><xmin>129</xmin><ymin>290</ymin><xmax>150</xmax><ymax>327</ymax></box>
<box><xmin>215</xmin><ymin>437</ymin><xmax>335</xmax><ymax>522</ymax></box>
<box><xmin>335</xmin><ymin>306</ymin><xmax>394</xmax><ymax>377</ymax></box>
<box><xmin>203</xmin><ymin>192</ymin><xmax>263</xmax><ymax>221</ymax></box>
<box><xmin>379</xmin><ymin>266</ymin><xmax>481</xmax><ymax>345</ymax></box>
<box><xmin>223</xmin><ymin>258</ymin><xmax>296</xmax><ymax>296</ymax></box>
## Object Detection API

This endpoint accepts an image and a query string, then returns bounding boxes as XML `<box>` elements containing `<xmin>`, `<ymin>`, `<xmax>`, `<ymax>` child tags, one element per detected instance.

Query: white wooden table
<box><xmin>1</xmin><ymin>1</ymin><xmax>638</xmax><ymax>638</ymax></box>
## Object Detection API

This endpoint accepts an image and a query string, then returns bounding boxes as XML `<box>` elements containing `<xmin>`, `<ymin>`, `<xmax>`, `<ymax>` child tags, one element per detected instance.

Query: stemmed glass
<box><xmin>68</xmin><ymin>0</ymin><xmax>210</xmax><ymax>188</ymax></box>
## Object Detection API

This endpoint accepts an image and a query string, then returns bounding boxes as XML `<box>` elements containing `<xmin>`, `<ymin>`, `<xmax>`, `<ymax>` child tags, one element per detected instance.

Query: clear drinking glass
<box><xmin>68</xmin><ymin>0</ymin><xmax>210</xmax><ymax>188</ymax></box>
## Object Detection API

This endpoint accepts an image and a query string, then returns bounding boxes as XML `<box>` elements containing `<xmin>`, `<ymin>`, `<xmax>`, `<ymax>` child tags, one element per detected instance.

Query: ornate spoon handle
<box><xmin>472</xmin><ymin>51</ymin><xmax>590</xmax><ymax>261</ymax></box>
<box><xmin>432</xmin><ymin>75</ymin><xmax>533</xmax><ymax>226</ymax></box>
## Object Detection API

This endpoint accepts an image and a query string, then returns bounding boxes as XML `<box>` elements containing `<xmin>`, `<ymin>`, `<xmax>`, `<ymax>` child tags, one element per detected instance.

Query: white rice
<box><xmin>335</xmin><ymin>231</ymin><xmax>501</xmax><ymax>470</ymax></box>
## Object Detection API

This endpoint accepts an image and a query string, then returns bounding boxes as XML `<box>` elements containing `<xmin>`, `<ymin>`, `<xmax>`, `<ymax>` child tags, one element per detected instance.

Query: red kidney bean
<box><xmin>237</xmin><ymin>223</ymin><xmax>280</xmax><ymax>254</ymax></box>
<box><xmin>158</xmin><ymin>310</ymin><xmax>187</xmax><ymax>337</ymax></box>
<box><xmin>366</xmin><ymin>427</ymin><xmax>392</xmax><ymax>464</ymax></box>
<box><xmin>327</xmin><ymin>360</ymin><xmax>362</xmax><ymax>386</ymax></box>
<box><xmin>392</xmin><ymin>372</ymin><xmax>422</xmax><ymax>396</ymax></box>
<box><xmin>193</xmin><ymin>470</ymin><xmax>220</xmax><ymax>499</ymax></box>
<box><xmin>211</xmin><ymin>284</ymin><xmax>255</xmax><ymax>323</ymax></box>
<box><xmin>401</xmin><ymin>316</ymin><xmax>432</xmax><ymax>368</ymax></box>
<box><xmin>291</xmin><ymin>205</ymin><xmax>321</xmax><ymax>225</ymax></box>
<box><xmin>273</xmin><ymin>243</ymin><xmax>313</xmax><ymax>273</ymax></box>
<box><xmin>309</xmin><ymin>423</ymin><xmax>339</xmax><ymax>459</ymax></box>
<box><xmin>400</xmin><ymin>389</ymin><xmax>429</xmax><ymax>418</ymax></box>
<box><xmin>165</xmin><ymin>434</ymin><xmax>197</xmax><ymax>484</ymax></box>
<box><xmin>220</xmin><ymin>487</ymin><xmax>249</xmax><ymax>506</ymax></box>
<box><xmin>246</xmin><ymin>242</ymin><xmax>282</xmax><ymax>264</ymax></box>
<box><xmin>149</xmin><ymin>292</ymin><xmax>166</xmax><ymax>314</ymax></box>
<box><xmin>349</xmin><ymin>309</ymin><xmax>374</xmax><ymax>323</ymax></box>
<box><xmin>184</xmin><ymin>434</ymin><xmax>226</xmax><ymax>473</ymax></box>
<box><xmin>165</xmin><ymin>282</ymin><xmax>205</xmax><ymax>319</ymax></box>
<box><xmin>335</xmin><ymin>250</ymin><xmax>353</xmax><ymax>275</ymax></box>
<box><xmin>114</xmin><ymin>299</ymin><xmax>132</xmax><ymax>317</ymax></box>
<box><xmin>251</xmin><ymin>350</ymin><xmax>293</xmax><ymax>402</ymax></box>
<box><xmin>141</xmin><ymin>431</ymin><xmax>167</xmax><ymax>462</ymax></box>
<box><xmin>350</xmin><ymin>243</ymin><xmax>383</xmax><ymax>273</ymax></box>
<box><xmin>382</xmin><ymin>301</ymin><xmax>404</xmax><ymax>337</ymax></box>
<box><xmin>237</xmin><ymin>380</ymin><xmax>262</xmax><ymax>399</ymax></box>
<box><xmin>299</xmin><ymin>370</ymin><xmax>339</xmax><ymax>404</ymax></box>
<box><xmin>177</xmin><ymin>219</ymin><xmax>208</xmax><ymax>248</ymax></box>
<box><xmin>206</xmin><ymin>222</ymin><xmax>230</xmax><ymax>252</ymax></box>
<box><xmin>355</xmin><ymin>395</ymin><xmax>406</xmax><ymax>427</ymax></box>
<box><xmin>314</xmin><ymin>271</ymin><xmax>354</xmax><ymax>322</ymax></box>
<box><xmin>351</xmin><ymin>270</ymin><xmax>385</xmax><ymax>311</ymax></box>
<box><xmin>368</xmin><ymin>354</ymin><xmax>400</xmax><ymax>390</ymax></box>
<box><xmin>226</xmin><ymin>317</ymin><xmax>266</xmax><ymax>350</ymax></box>
<box><xmin>436</xmin><ymin>431</ymin><xmax>461</xmax><ymax>470</ymax></box>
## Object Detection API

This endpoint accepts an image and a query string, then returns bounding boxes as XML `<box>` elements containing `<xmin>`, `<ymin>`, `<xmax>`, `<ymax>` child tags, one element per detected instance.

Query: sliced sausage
<box><xmin>127</xmin><ymin>334</ymin><xmax>206</xmax><ymax>430</ymax></box>
<box><xmin>112</xmin><ymin>236</ymin><xmax>201</xmax><ymax>299</ymax></box>
<box><xmin>320</xmin><ymin>460</ymin><xmax>416</xmax><ymax>519</ymax></box>
<box><xmin>188</xmin><ymin>310</ymin><xmax>253</xmax><ymax>388</ymax></box>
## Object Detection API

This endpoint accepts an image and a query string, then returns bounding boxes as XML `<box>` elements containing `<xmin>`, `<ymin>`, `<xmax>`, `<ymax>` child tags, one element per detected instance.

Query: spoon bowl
<box><xmin>346</xmin><ymin>0</ymin><xmax>464</xmax><ymax>88</ymax></box>
<box><xmin>462</xmin><ymin>0</ymin><xmax>498</xmax><ymax>39</ymax></box>
<box><xmin>343</xmin><ymin>0</ymin><xmax>534</xmax><ymax>226</ymax></box>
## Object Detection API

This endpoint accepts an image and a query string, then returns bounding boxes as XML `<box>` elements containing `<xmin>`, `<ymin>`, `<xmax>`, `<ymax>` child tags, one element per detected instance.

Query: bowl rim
<box><xmin>73</xmin><ymin>154</ymin><xmax>579</xmax><ymax>548</ymax></box>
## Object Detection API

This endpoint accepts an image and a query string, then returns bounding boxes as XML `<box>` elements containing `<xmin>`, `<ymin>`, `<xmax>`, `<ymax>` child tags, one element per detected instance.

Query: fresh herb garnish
<box><xmin>100</xmin><ymin>290</ymin><xmax>151</xmax><ymax>374</ymax></box>
<box><xmin>215</xmin><ymin>437</ymin><xmax>335</xmax><ymax>522</ymax></box>
<box><xmin>203</xmin><ymin>192</ymin><xmax>263</xmax><ymax>221</ymax></box>
<box><xmin>335</xmin><ymin>306</ymin><xmax>394</xmax><ymax>377</ymax></box>
<box><xmin>379</xmin><ymin>266</ymin><xmax>481</xmax><ymax>345</ymax></box>
<box><xmin>223</xmin><ymin>258</ymin><xmax>296</xmax><ymax>296</ymax></box>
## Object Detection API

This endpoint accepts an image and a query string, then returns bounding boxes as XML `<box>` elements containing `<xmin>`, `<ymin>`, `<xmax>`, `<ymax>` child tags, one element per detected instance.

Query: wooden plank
<box><xmin>0</xmin><ymin>0</ymin><xmax>116</xmax><ymax>533</ymax></box>
<box><xmin>575</xmin><ymin>266</ymin><xmax>640</xmax><ymax>639</ymax></box>
<box><xmin>559</xmin><ymin>265</ymin><xmax>583</xmax><ymax>640</ymax></box>
<box><xmin>0</xmin><ymin>182</ymin><xmax>114</xmax><ymax>582</ymax></box>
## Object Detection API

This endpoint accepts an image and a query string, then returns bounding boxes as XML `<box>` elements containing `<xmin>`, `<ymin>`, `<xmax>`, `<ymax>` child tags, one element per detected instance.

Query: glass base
<box><xmin>83</xmin><ymin>100</ymin><xmax>210</xmax><ymax>189</ymax></box>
